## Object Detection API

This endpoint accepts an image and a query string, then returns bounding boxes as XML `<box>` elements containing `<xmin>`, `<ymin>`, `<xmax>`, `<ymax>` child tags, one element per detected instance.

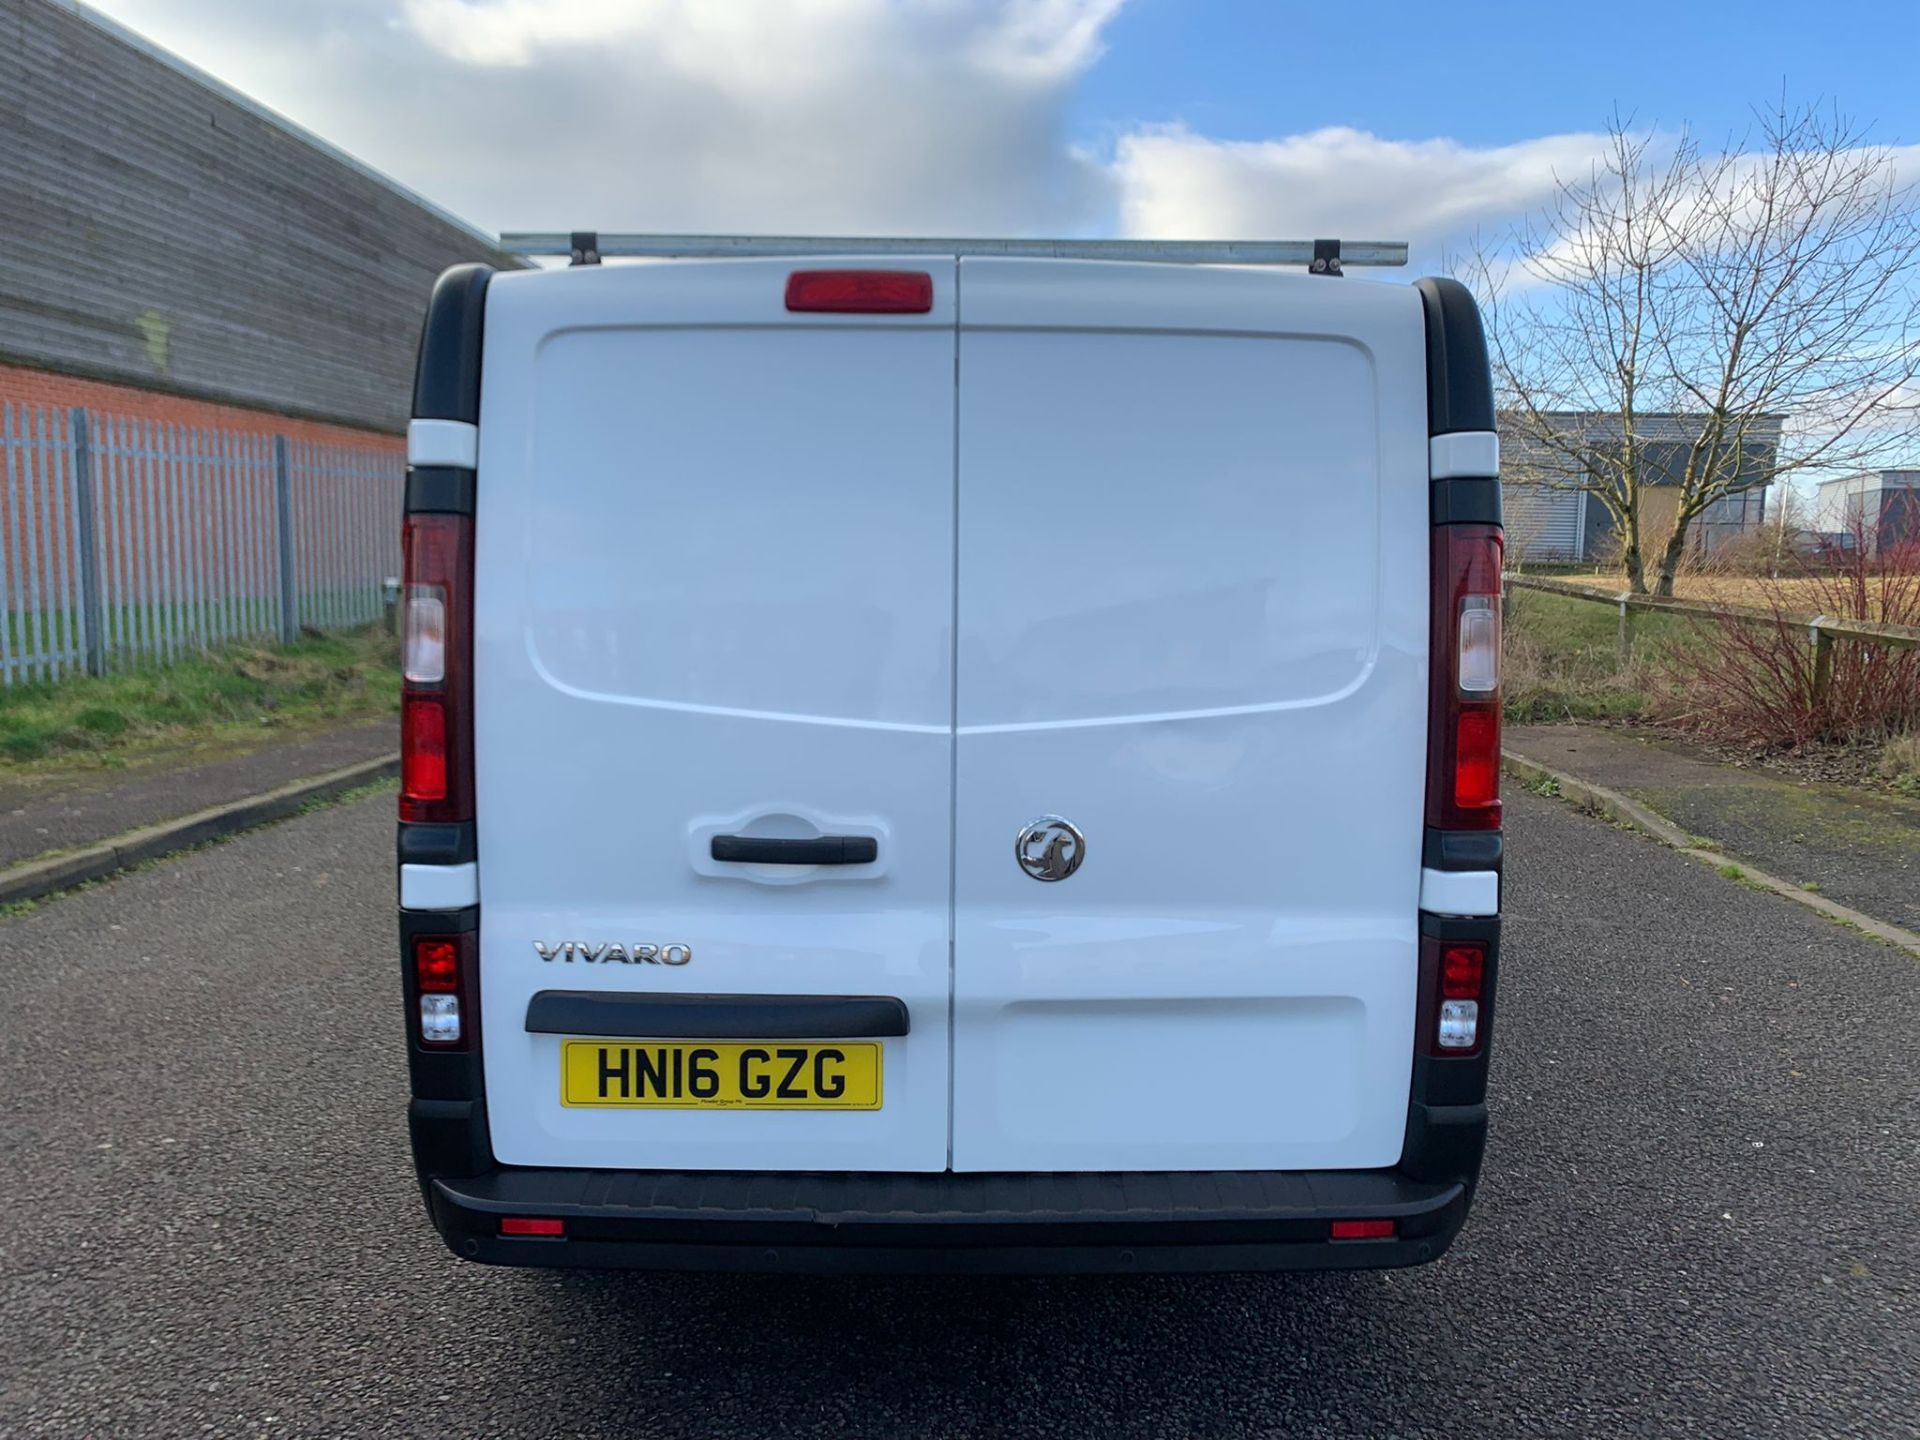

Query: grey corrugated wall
<box><xmin>0</xmin><ymin>0</ymin><xmax>521</xmax><ymax>433</ymax></box>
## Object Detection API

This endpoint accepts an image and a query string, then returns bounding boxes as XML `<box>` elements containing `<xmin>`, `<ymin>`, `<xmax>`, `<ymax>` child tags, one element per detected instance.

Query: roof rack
<box><xmin>497</xmin><ymin>233</ymin><xmax>1409</xmax><ymax>272</ymax></box>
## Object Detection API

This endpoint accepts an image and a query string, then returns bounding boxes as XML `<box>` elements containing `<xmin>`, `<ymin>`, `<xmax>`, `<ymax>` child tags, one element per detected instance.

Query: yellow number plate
<box><xmin>561</xmin><ymin>1040</ymin><xmax>882</xmax><ymax>1110</ymax></box>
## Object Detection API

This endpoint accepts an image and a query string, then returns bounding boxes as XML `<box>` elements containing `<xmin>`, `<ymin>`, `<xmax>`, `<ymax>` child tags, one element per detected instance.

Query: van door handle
<box><xmin>709</xmin><ymin>835</ymin><xmax>878</xmax><ymax>865</ymax></box>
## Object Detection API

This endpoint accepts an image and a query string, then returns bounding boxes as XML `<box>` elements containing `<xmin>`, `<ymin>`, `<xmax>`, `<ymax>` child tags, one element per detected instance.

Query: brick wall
<box><xmin>0</xmin><ymin>362</ymin><xmax>403</xmax><ymax>454</ymax></box>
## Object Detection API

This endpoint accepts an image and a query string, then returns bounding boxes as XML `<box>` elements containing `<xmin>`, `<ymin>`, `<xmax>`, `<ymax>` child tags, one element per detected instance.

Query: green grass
<box><xmin>1504</xmin><ymin>588</ymin><xmax>1691</xmax><ymax>725</ymax></box>
<box><xmin>0</xmin><ymin>624</ymin><xmax>399</xmax><ymax>770</ymax></box>
<box><xmin>3</xmin><ymin>591</ymin><xmax>385</xmax><ymax>659</ymax></box>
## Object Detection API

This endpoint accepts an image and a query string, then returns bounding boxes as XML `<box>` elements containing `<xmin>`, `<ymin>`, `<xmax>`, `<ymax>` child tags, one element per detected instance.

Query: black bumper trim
<box><xmin>430</xmin><ymin>1167</ymin><xmax>1468</xmax><ymax>1274</ymax></box>
<box><xmin>525</xmin><ymin>991</ymin><xmax>910</xmax><ymax>1039</ymax></box>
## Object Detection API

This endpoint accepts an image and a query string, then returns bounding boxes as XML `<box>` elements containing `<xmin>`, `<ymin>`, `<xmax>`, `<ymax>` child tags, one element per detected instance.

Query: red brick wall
<box><xmin>0</xmin><ymin>363</ymin><xmax>405</xmax><ymax>453</ymax></box>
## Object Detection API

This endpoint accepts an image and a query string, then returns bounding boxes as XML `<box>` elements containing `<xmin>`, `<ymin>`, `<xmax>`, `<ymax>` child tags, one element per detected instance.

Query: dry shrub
<box><xmin>1656</xmin><ymin>525</ymin><xmax>1920</xmax><ymax>748</ymax></box>
<box><xmin>1688</xmin><ymin>523</ymin><xmax>1796</xmax><ymax>578</ymax></box>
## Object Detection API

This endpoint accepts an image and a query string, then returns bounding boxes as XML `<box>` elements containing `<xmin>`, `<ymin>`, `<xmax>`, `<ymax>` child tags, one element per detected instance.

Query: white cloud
<box><xmin>76</xmin><ymin>0</ymin><xmax>1635</xmax><ymax>263</ymax></box>
<box><xmin>83</xmin><ymin>0</ymin><xmax>1124</xmax><ymax>235</ymax></box>
<box><xmin>1111</xmin><ymin>124</ymin><xmax>1614</xmax><ymax>266</ymax></box>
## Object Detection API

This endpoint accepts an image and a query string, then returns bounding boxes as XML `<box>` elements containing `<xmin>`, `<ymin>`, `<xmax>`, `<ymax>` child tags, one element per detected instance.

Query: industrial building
<box><xmin>0</xmin><ymin>0</ymin><xmax>519</xmax><ymax>443</ymax></box>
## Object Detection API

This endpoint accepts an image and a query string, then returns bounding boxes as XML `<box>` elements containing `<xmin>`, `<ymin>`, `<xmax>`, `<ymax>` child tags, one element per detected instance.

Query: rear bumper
<box><xmin>400</xmin><ymin>905</ymin><xmax>1497</xmax><ymax>1275</ymax></box>
<box><xmin>424</xmin><ymin>1153</ymin><xmax>1475</xmax><ymax>1275</ymax></box>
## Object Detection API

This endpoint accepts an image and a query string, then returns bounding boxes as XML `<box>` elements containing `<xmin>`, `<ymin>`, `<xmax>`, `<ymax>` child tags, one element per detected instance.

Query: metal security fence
<box><xmin>0</xmin><ymin>402</ymin><xmax>402</xmax><ymax>685</ymax></box>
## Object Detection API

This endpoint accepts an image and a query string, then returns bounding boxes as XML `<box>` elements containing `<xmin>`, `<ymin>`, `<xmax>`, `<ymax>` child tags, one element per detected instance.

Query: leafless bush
<box><xmin>1657</xmin><ymin>519</ymin><xmax>1920</xmax><ymax>747</ymax></box>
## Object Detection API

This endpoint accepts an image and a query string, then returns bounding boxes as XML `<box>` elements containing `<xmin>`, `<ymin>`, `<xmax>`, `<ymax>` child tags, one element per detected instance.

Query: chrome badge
<box><xmin>1015</xmin><ymin>816</ymin><xmax>1085</xmax><ymax>882</ymax></box>
<box><xmin>533</xmin><ymin>941</ymin><xmax>692</xmax><ymax>966</ymax></box>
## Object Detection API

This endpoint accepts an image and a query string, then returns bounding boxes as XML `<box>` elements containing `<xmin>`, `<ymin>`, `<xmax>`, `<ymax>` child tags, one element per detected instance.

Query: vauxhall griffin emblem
<box><xmin>1015</xmin><ymin>816</ymin><xmax>1085</xmax><ymax>882</ymax></box>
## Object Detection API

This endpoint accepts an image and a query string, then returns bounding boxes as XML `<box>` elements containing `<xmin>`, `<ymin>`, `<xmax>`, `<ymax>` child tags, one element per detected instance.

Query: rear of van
<box><xmin>396</xmin><ymin>245</ymin><xmax>1503</xmax><ymax>1274</ymax></box>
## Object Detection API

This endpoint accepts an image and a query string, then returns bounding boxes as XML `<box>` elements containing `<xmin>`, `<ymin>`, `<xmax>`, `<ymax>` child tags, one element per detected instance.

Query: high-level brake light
<box><xmin>1427</xmin><ymin>523</ymin><xmax>1504</xmax><ymax>831</ymax></box>
<box><xmin>400</xmin><ymin>514</ymin><xmax>473</xmax><ymax>824</ymax></box>
<box><xmin>784</xmin><ymin>270</ymin><xmax>934</xmax><ymax>314</ymax></box>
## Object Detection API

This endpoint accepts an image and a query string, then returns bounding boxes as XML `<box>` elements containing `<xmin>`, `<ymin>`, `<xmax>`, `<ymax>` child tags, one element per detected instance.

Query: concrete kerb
<box><xmin>0</xmin><ymin>754</ymin><xmax>399</xmax><ymax>909</ymax></box>
<box><xmin>1503</xmin><ymin>749</ymin><xmax>1920</xmax><ymax>962</ymax></box>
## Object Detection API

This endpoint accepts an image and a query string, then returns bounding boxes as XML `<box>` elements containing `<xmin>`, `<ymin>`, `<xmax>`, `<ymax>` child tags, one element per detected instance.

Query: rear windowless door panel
<box><xmin>949</xmin><ymin>259</ymin><xmax>1432</xmax><ymax>1172</ymax></box>
<box><xmin>473</xmin><ymin>259</ymin><xmax>957</xmax><ymax>1172</ymax></box>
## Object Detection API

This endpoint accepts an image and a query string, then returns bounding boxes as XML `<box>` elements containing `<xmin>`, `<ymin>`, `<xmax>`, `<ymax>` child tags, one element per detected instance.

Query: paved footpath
<box><xmin>0</xmin><ymin>789</ymin><xmax>1915</xmax><ymax>1437</ymax></box>
<box><xmin>0</xmin><ymin>719</ymin><xmax>394</xmax><ymax>868</ymax></box>
<box><xmin>1509</xmin><ymin>722</ymin><xmax>1920</xmax><ymax>934</ymax></box>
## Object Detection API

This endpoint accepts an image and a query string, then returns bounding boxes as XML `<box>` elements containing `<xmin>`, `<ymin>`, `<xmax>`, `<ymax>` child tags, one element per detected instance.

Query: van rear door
<box><xmin>949</xmin><ymin>259</ymin><xmax>1431</xmax><ymax>1172</ymax></box>
<box><xmin>473</xmin><ymin>258</ymin><xmax>956</xmax><ymax>1172</ymax></box>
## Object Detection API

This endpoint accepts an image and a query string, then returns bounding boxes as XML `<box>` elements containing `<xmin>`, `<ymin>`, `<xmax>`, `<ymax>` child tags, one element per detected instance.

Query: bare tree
<box><xmin>1463</xmin><ymin>101</ymin><xmax>1920</xmax><ymax>595</ymax></box>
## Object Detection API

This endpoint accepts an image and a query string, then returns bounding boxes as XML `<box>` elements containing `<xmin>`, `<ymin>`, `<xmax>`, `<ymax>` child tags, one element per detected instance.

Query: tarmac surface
<box><xmin>1508</xmin><ymin>721</ymin><xmax>1920</xmax><ymax>933</ymax></box>
<box><xmin>0</xmin><ymin>720</ymin><xmax>395</xmax><ymax>868</ymax></box>
<box><xmin>0</xmin><ymin>788</ymin><xmax>1914</xmax><ymax>1437</ymax></box>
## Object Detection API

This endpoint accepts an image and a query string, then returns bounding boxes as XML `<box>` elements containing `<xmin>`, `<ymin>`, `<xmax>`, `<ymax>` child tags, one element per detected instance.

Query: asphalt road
<box><xmin>1</xmin><ymin>791</ymin><xmax>1915</xmax><ymax>1438</ymax></box>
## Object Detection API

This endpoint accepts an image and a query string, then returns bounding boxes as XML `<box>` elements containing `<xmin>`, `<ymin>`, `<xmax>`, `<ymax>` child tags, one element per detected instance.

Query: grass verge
<box><xmin>1503</xmin><ymin>588</ymin><xmax>1688</xmax><ymax>724</ymax></box>
<box><xmin>0</xmin><ymin>625</ymin><xmax>399</xmax><ymax>771</ymax></box>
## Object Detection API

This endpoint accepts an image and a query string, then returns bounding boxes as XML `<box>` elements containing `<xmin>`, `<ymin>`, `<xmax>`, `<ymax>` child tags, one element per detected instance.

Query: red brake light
<box><xmin>400</xmin><ymin>514</ymin><xmax>472</xmax><ymax>824</ymax></box>
<box><xmin>1426</xmin><ymin>523</ymin><xmax>1503</xmax><ymax>830</ymax></box>
<box><xmin>785</xmin><ymin>270</ymin><xmax>933</xmax><ymax>314</ymax></box>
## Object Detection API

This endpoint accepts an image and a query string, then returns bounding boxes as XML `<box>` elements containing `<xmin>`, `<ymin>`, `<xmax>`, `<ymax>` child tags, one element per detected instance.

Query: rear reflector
<box><xmin>500</xmin><ymin>1217</ymin><xmax>566</xmax><ymax>1238</ymax></box>
<box><xmin>785</xmin><ymin>269</ymin><xmax>933</xmax><ymax>314</ymax></box>
<box><xmin>1330</xmin><ymin>1219</ymin><xmax>1396</xmax><ymax>1240</ymax></box>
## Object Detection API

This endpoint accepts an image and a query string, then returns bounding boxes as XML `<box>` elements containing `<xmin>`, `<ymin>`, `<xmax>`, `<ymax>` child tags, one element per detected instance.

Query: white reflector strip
<box><xmin>1420</xmin><ymin>867</ymin><xmax>1499</xmax><ymax>917</ymax></box>
<box><xmin>401</xmin><ymin>862</ymin><xmax>479</xmax><ymax>910</ymax></box>
<box><xmin>1429</xmin><ymin>431</ymin><xmax>1499</xmax><ymax>479</ymax></box>
<box><xmin>408</xmin><ymin>418</ymin><xmax>479</xmax><ymax>468</ymax></box>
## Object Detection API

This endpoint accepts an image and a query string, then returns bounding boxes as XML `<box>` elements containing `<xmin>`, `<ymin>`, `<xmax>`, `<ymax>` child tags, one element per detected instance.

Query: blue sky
<box><xmin>1073</xmin><ymin>0</ymin><xmax>1920</xmax><ymax>149</ymax></box>
<box><xmin>82</xmin><ymin>0</ymin><xmax>1920</xmax><ymax>266</ymax></box>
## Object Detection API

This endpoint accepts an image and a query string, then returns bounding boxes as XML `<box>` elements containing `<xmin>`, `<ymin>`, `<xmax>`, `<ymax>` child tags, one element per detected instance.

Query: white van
<box><xmin>395</xmin><ymin>236</ymin><xmax>1504</xmax><ymax>1274</ymax></box>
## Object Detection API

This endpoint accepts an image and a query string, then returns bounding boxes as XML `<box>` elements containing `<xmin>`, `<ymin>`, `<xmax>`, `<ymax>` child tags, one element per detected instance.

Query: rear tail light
<box><xmin>1427</xmin><ymin>523</ymin><xmax>1503</xmax><ymax>830</ymax></box>
<box><xmin>1422</xmin><ymin>937</ymin><xmax>1488</xmax><ymax>1055</ymax></box>
<box><xmin>400</xmin><ymin>514</ymin><xmax>473</xmax><ymax>823</ymax></box>
<box><xmin>784</xmin><ymin>269</ymin><xmax>934</xmax><ymax>314</ymax></box>
<box><xmin>412</xmin><ymin>933</ymin><xmax>475</xmax><ymax>1048</ymax></box>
